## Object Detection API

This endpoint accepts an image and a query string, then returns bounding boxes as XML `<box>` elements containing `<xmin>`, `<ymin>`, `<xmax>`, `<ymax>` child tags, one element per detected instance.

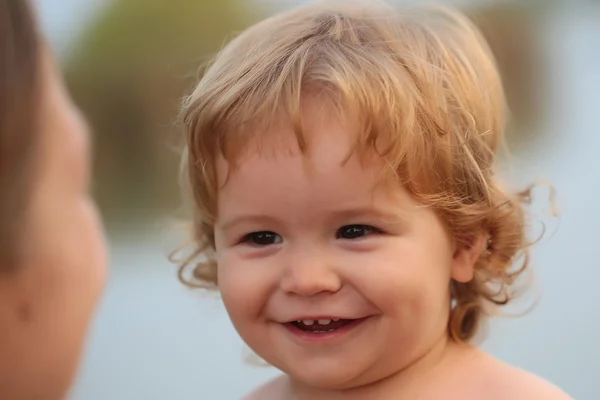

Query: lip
<box><xmin>284</xmin><ymin>316</ymin><xmax>354</xmax><ymax>323</ymax></box>
<box><xmin>282</xmin><ymin>316</ymin><xmax>370</xmax><ymax>343</ymax></box>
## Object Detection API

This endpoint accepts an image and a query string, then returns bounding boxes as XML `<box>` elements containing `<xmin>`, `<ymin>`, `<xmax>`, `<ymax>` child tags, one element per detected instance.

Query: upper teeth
<box><xmin>297</xmin><ymin>319</ymin><xmax>340</xmax><ymax>325</ymax></box>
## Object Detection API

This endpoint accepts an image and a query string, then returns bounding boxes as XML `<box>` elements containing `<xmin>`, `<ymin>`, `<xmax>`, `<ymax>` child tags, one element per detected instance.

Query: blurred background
<box><xmin>36</xmin><ymin>0</ymin><xmax>599</xmax><ymax>398</ymax></box>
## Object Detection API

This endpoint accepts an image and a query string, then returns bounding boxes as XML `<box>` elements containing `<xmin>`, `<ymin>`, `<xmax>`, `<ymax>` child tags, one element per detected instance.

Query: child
<box><xmin>175</xmin><ymin>1</ymin><xmax>572</xmax><ymax>398</ymax></box>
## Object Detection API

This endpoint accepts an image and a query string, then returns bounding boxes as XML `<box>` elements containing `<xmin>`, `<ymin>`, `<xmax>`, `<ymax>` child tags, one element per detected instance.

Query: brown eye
<box><xmin>241</xmin><ymin>231</ymin><xmax>283</xmax><ymax>246</ymax></box>
<box><xmin>336</xmin><ymin>225</ymin><xmax>381</xmax><ymax>240</ymax></box>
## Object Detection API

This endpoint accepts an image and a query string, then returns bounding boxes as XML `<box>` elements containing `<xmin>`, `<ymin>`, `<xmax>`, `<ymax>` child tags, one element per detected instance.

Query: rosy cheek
<box><xmin>218</xmin><ymin>261</ymin><xmax>255</xmax><ymax>319</ymax></box>
<box><xmin>219</xmin><ymin>255</ymin><xmax>273</xmax><ymax>296</ymax></box>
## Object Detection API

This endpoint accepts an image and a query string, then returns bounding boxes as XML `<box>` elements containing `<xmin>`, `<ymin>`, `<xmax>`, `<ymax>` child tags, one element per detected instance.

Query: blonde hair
<box><xmin>174</xmin><ymin>0</ymin><xmax>536</xmax><ymax>342</ymax></box>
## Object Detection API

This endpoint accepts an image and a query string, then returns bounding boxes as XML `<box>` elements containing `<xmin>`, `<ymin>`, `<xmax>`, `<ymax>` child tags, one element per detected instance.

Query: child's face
<box><xmin>214</xmin><ymin>103</ymin><xmax>475</xmax><ymax>389</ymax></box>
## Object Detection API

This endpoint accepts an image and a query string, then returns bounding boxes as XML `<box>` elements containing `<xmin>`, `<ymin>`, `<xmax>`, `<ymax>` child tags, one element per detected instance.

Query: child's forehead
<box><xmin>217</xmin><ymin>108</ymin><xmax>382</xmax><ymax>176</ymax></box>
<box><xmin>215</xmin><ymin>139</ymin><xmax>408</xmax><ymax>214</ymax></box>
<box><xmin>219</xmin><ymin>97</ymin><xmax>390</xmax><ymax>166</ymax></box>
<box><xmin>215</xmin><ymin>135</ymin><xmax>395</xmax><ymax>207</ymax></box>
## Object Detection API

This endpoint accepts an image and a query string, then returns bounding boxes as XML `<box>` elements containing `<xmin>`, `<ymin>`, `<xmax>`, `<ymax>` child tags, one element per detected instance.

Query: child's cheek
<box><xmin>218</xmin><ymin>252</ymin><xmax>276</xmax><ymax>313</ymax></box>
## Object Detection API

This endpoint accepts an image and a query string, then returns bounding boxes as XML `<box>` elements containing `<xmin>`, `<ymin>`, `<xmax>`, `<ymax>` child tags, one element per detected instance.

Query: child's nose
<box><xmin>279</xmin><ymin>249</ymin><xmax>342</xmax><ymax>296</ymax></box>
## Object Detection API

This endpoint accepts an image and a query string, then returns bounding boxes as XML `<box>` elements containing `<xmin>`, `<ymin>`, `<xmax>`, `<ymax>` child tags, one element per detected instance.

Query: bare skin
<box><xmin>246</xmin><ymin>344</ymin><xmax>571</xmax><ymax>400</ymax></box>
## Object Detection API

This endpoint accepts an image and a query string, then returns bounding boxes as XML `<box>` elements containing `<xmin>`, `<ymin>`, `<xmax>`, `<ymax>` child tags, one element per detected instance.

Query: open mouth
<box><xmin>289</xmin><ymin>318</ymin><xmax>356</xmax><ymax>333</ymax></box>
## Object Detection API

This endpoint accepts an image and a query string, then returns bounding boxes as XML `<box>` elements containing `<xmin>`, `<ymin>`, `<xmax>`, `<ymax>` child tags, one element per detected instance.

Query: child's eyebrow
<box><xmin>327</xmin><ymin>208</ymin><xmax>409</xmax><ymax>226</ymax></box>
<box><xmin>217</xmin><ymin>207</ymin><xmax>408</xmax><ymax>232</ymax></box>
<box><xmin>217</xmin><ymin>215</ymin><xmax>283</xmax><ymax>232</ymax></box>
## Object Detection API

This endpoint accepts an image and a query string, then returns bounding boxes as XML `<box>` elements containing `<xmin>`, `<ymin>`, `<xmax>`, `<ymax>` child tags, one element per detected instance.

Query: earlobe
<box><xmin>451</xmin><ymin>234</ymin><xmax>488</xmax><ymax>283</ymax></box>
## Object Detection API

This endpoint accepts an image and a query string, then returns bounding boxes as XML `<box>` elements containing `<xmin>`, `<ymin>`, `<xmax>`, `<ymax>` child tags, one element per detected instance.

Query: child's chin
<box><xmin>286</xmin><ymin>365</ymin><xmax>365</xmax><ymax>391</ymax></box>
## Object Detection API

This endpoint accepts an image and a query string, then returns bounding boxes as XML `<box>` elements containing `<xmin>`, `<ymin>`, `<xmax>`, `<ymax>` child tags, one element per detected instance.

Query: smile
<box><xmin>283</xmin><ymin>317</ymin><xmax>369</xmax><ymax>342</ymax></box>
<box><xmin>291</xmin><ymin>318</ymin><xmax>351</xmax><ymax>332</ymax></box>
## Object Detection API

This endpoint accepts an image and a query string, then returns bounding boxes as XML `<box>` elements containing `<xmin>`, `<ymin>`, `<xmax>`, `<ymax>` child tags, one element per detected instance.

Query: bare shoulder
<box><xmin>469</xmin><ymin>351</ymin><xmax>573</xmax><ymax>400</ymax></box>
<box><xmin>242</xmin><ymin>375</ymin><xmax>288</xmax><ymax>400</ymax></box>
<box><xmin>499</xmin><ymin>365</ymin><xmax>573</xmax><ymax>400</ymax></box>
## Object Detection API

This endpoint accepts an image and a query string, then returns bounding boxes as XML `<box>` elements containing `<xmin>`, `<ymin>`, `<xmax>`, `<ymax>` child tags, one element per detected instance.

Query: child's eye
<box><xmin>336</xmin><ymin>224</ymin><xmax>381</xmax><ymax>240</ymax></box>
<box><xmin>240</xmin><ymin>231</ymin><xmax>283</xmax><ymax>246</ymax></box>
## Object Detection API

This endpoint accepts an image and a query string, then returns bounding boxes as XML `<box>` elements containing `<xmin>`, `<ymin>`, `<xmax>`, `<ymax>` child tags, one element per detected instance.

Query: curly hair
<box><xmin>173</xmin><ymin>0</ymin><xmax>540</xmax><ymax>342</ymax></box>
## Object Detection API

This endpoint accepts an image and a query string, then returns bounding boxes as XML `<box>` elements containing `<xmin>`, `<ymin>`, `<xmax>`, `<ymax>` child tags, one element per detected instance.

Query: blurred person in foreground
<box><xmin>174</xmin><ymin>0</ymin><xmax>572</xmax><ymax>399</ymax></box>
<box><xmin>0</xmin><ymin>1</ymin><xmax>108</xmax><ymax>399</ymax></box>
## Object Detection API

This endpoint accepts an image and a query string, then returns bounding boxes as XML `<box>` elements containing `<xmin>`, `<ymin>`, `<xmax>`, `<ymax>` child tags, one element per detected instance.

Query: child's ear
<box><xmin>451</xmin><ymin>233</ymin><xmax>489</xmax><ymax>283</ymax></box>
